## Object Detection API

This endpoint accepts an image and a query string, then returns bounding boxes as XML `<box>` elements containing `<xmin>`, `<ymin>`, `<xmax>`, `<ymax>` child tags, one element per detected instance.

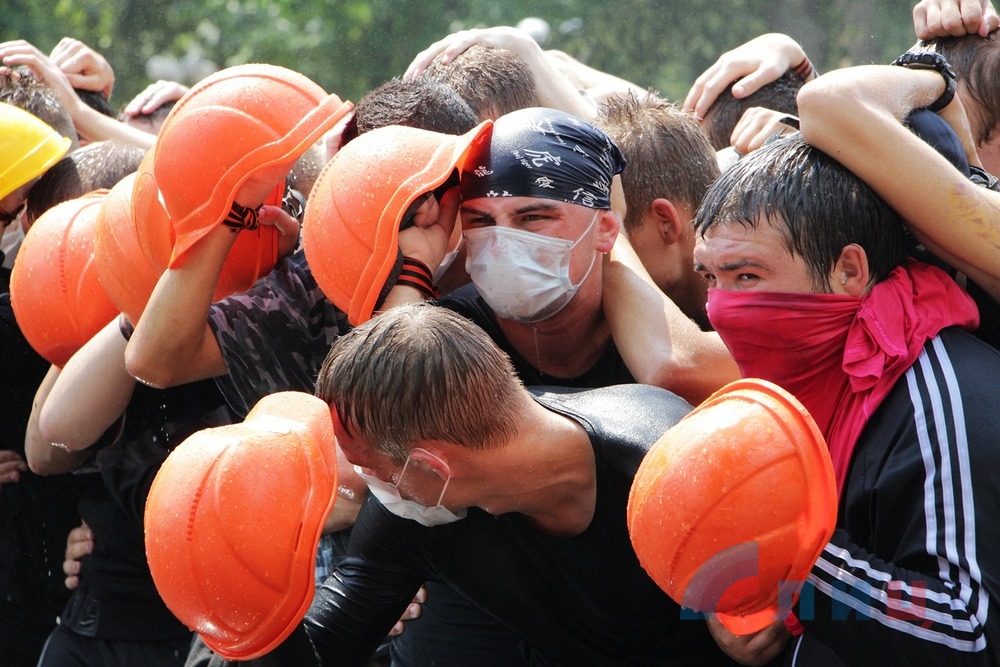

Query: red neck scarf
<box><xmin>708</xmin><ymin>261</ymin><xmax>979</xmax><ymax>495</ymax></box>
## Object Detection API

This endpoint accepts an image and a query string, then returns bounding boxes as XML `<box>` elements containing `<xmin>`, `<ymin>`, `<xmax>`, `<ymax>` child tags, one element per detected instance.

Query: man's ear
<box><xmin>595</xmin><ymin>209</ymin><xmax>621</xmax><ymax>253</ymax></box>
<box><xmin>649</xmin><ymin>198</ymin><xmax>684</xmax><ymax>245</ymax></box>
<box><xmin>408</xmin><ymin>446</ymin><xmax>452</xmax><ymax>478</ymax></box>
<box><xmin>831</xmin><ymin>244</ymin><xmax>871</xmax><ymax>297</ymax></box>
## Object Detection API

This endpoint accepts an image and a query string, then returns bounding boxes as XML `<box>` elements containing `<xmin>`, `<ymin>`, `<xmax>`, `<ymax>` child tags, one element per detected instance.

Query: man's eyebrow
<box><xmin>694</xmin><ymin>259</ymin><xmax>769</xmax><ymax>272</ymax></box>
<box><xmin>718</xmin><ymin>259</ymin><xmax>768</xmax><ymax>272</ymax></box>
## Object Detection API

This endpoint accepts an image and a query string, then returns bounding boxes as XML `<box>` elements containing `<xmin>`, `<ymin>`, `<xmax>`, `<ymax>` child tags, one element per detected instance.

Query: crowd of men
<box><xmin>3</xmin><ymin>0</ymin><xmax>1000</xmax><ymax>665</ymax></box>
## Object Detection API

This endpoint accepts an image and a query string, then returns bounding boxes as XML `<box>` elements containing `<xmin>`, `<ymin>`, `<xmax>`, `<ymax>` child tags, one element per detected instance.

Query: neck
<box><xmin>666</xmin><ymin>269</ymin><xmax>711</xmax><ymax>331</ymax></box>
<box><xmin>498</xmin><ymin>274</ymin><xmax>610</xmax><ymax>378</ymax></box>
<box><xmin>472</xmin><ymin>400</ymin><xmax>597</xmax><ymax>537</ymax></box>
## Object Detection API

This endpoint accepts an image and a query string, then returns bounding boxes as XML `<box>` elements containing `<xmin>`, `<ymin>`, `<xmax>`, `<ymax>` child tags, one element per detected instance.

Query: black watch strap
<box><xmin>890</xmin><ymin>51</ymin><xmax>958</xmax><ymax>113</ymax></box>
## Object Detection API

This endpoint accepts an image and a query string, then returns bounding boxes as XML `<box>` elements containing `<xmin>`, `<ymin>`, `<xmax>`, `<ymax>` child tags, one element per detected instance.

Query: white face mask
<box><xmin>353</xmin><ymin>449</ymin><xmax>467</xmax><ymax>527</ymax></box>
<box><xmin>464</xmin><ymin>210</ymin><xmax>600</xmax><ymax>323</ymax></box>
<box><xmin>433</xmin><ymin>236</ymin><xmax>464</xmax><ymax>284</ymax></box>
<box><xmin>1</xmin><ymin>220</ymin><xmax>24</xmax><ymax>269</ymax></box>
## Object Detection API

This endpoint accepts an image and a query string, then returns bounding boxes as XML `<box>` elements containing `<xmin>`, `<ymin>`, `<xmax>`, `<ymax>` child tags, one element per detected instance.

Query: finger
<box><xmin>731</xmin><ymin>63</ymin><xmax>784</xmax><ymax>98</ymax></box>
<box><xmin>0</xmin><ymin>450</ymin><xmax>26</xmax><ymax>463</ymax></box>
<box><xmin>141</xmin><ymin>82</ymin><xmax>187</xmax><ymax>114</ymax></box>
<box><xmin>64</xmin><ymin>575</ymin><xmax>79</xmax><ymax>590</ymax></box>
<box><xmin>692</xmin><ymin>68</ymin><xmax>747</xmax><ymax>121</ymax></box>
<box><xmin>919</xmin><ymin>4</ymin><xmax>943</xmax><ymax>39</ymax></box>
<box><xmin>123</xmin><ymin>82</ymin><xmax>158</xmax><ymax>116</ymax></box>
<box><xmin>962</xmin><ymin>0</ymin><xmax>987</xmax><ymax>32</ymax></box>
<box><xmin>0</xmin><ymin>54</ymin><xmax>49</xmax><ymax>83</ymax></box>
<box><xmin>940</xmin><ymin>2</ymin><xmax>970</xmax><ymax>35</ymax></box>
<box><xmin>687</xmin><ymin>68</ymin><xmax>729</xmax><ymax>120</ymax></box>
<box><xmin>981</xmin><ymin>2</ymin><xmax>1000</xmax><ymax>34</ymax></box>
<box><xmin>684</xmin><ymin>61</ymin><xmax>725</xmax><ymax>113</ymax></box>
<box><xmin>387</xmin><ymin>620</ymin><xmax>405</xmax><ymax>637</ymax></box>
<box><xmin>0</xmin><ymin>460</ymin><xmax>28</xmax><ymax>475</ymax></box>
<box><xmin>0</xmin><ymin>470</ymin><xmax>21</xmax><ymax>484</ymax></box>
<box><xmin>63</xmin><ymin>558</ymin><xmax>81</xmax><ymax>577</ymax></box>
<box><xmin>436</xmin><ymin>186</ymin><xmax>461</xmax><ymax>239</ymax></box>
<box><xmin>65</xmin><ymin>535</ymin><xmax>94</xmax><ymax>561</ymax></box>
<box><xmin>913</xmin><ymin>3</ymin><xmax>930</xmax><ymax>39</ymax></box>
<box><xmin>414</xmin><ymin>585</ymin><xmax>428</xmax><ymax>604</ymax></box>
<box><xmin>401</xmin><ymin>601</ymin><xmax>422</xmax><ymax>621</ymax></box>
<box><xmin>49</xmin><ymin>38</ymin><xmax>79</xmax><ymax>65</ymax></box>
<box><xmin>404</xmin><ymin>38</ymin><xmax>450</xmax><ymax>79</ymax></box>
<box><xmin>63</xmin><ymin>72</ymin><xmax>92</xmax><ymax>89</ymax></box>
<box><xmin>259</xmin><ymin>206</ymin><xmax>301</xmax><ymax>238</ymax></box>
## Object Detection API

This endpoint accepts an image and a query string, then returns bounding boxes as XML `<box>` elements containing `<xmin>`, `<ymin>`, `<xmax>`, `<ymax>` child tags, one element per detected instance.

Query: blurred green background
<box><xmin>2</xmin><ymin>0</ymin><xmax>921</xmax><ymax>108</ymax></box>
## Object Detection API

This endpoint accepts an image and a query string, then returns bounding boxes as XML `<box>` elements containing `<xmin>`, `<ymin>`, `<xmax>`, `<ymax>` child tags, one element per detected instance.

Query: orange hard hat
<box><xmin>144</xmin><ymin>391</ymin><xmax>338</xmax><ymax>660</ymax></box>
<box><xmin>94</xmin><ymin>152</ymin><xmax>281</xmax><ymax>323</ymax></box>
<box><xmin>627</xmin><ymin>378</ymin><xmax>837</xmax><ymax>636</ymax></box>
<box><xmin>302</xmin><ymin>120</ymin><xmax>491</xmax><ymax>326</ymax></box>
<box><xmin>10</xmin><ymin>191</ymin><xmax>119</xmax><ymax>367</ymax></box>
<box><xmin>153</xmin><ymin>63</ymin><xmax>353</xmax><ymax>265</ymax></box>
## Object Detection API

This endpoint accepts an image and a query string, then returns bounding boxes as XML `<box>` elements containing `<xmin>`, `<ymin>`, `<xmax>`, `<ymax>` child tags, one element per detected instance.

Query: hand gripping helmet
<box><xmin>627</xmin><ymin>378</ymin><xmax>837</xmax><ymax>636</ymax></box>
<box><xmin>152</xmin><ymin>63</ymin><xmax>353</xmax><ymax>265</ymax></box>
<box><xmin>302</xmin><ymin>120</ymin><xmax>492</xmax><ymax>325</ymax></box>
<box><xmin>95</xmin><ymin>151</ymin><xmax>282</xmax><ymax>323</ymax></box>
<box><xmin>144</xmin><ymin>391</ymin><xmax>338</xmax><ymax>660</ymax></box>
<box><xmin>0</xmin><ymin>101</ymin><xmax>71</xmax><ymax>200</ymax></box>
<box><xmin>10</xmin><ymin>191</ymin><xmax>118</xmax><ymax>367</ymax></box>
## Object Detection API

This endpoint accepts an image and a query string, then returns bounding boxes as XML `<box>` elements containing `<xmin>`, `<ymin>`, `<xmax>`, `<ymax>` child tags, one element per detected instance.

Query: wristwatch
<box><xmin>890</xmin><ymin>51</ymin><xmax>957</xmax><ymax>112</ymax></box>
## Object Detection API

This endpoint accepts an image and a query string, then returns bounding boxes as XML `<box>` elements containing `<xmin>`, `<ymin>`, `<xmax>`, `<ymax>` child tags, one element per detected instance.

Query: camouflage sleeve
<box><xmin>207</xmin><ymin>251</ymin><xmax>348</xmax><ymax>417</ymax></box>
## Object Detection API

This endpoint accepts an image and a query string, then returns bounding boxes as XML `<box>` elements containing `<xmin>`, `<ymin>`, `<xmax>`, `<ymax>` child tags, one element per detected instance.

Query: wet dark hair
<box><xmin>702</xmin><ymin>73</ymin><xmax>803</xmax><ymax>151</ymax></box>
<box><xmin>919</xmin><ymin>33</ymin><xmax>1000</xmax><ymax>145</ymax></box>
<box><xmin>341</xmin><ymin>77</ymin><xmax>478</xmax><ymax>145</ymax></box>
<box><xmin>694</xmin><ymin>134</ymin><xmax>908</xmax><ymax>289</ymax></box>
<box><xmin>75</xmin><ymin>88</ymin><xmax>115</xmax><ymax>117</ymax></box>
<box><xmin>0</xmin><ymin>70</ymin><xmax>78</xmax><ymax>146</ymax></box>
<box><xmin>26</xmin><ymin>140</ymin><xmax>145</xmax><ymax>223</ymax></box>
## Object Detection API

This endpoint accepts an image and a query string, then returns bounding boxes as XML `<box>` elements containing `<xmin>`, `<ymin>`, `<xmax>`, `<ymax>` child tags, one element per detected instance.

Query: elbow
<box><xmin>797</xmin><ymin>72</ymin><xmax>861</xmax><ymax>144</ymax></box>
<box><xmin>638</xmin><ymin>348</ymin><xmax>740</xmax><ymax>407</ymax></box>
<box><xmin>26</xmin><ymin>444</ymin><xmax>59</xmax><ymax>476</ymax></box>
<box><xmin>124</xmin><ymin>343</ymin><xmax>174</xmax><ymax>389</ymax></box>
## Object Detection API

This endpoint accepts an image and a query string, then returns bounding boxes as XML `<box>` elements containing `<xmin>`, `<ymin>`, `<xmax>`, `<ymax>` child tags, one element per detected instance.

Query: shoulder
<box><xmin>532</xmin><ymin>385</ymin><xmax>692</xmax><ymax>467</ymax></box>
<box><xmin>862</xmin><ymin>328</ymin><xmax>1000</xmax><ymax>471</ymax></box>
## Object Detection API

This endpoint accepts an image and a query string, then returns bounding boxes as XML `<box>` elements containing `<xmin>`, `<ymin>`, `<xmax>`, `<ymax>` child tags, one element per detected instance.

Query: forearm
<box><xmin>518</xmin><ymin>44</ymin><xmax>597</xmax><ymax>119</ymax></box>
<box><xmin>544</xmin><ymin>49</ymin><xmax>647</xmax><ymax>103</ymax></box>
<box><xmin>68</xmin><ymin>98</ymin><xmax>155</xmax><ymax>150</ymax></box>
<box><xmin>39</xmin><ymin>319</ymin><xmax>135</xmax><ymax>450</ymax></box>
<box><xmin>798</xmin><ymin>65</ymin><xmax>1000</xmax><ymax>283</ymax></box>
<box><xmin>803</xmin><ymin>529</ymin><xmax>998</xmax><ymax>664</ymax></box>
<box><xmin>25</xmin><ymin>367</ymin><xmax>94</xmax><ymax>475</ymax></box>
<box><xmin>125</xmin><ymin>226</ymin><xmax>235</xmax><ymax>387</ymax></box>
<box><xmin>604</xmin><ymin>236</ymin><xmax>738</xmax><ymax>405</ymax></box>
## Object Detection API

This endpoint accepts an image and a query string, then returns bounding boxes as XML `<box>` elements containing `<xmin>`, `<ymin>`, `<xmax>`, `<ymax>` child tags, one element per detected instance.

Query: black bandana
<box><xmin>460</xmin><ymin>107</ymin><xmax>625</xmax><ymax>210</ymax></box>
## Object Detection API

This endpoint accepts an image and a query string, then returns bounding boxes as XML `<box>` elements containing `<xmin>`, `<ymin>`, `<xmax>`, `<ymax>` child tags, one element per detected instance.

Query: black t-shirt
<box><xmin>0</xmin><ymin>293</ymin><xmax>89</xmax><ymax>627</ymax></box>
<box><xmin>439</xmin><ymin>283</ymin><xmax>635</xmax><ymax>387</ymax></box>
<box><xmin>62</xmin><ymin>379</ymin><xmax>234</xmax><ymax>641</ymax></box>
<box><xmin>242</xmin><ymin>385</ymin><xmax>735</xmax><ymax>667</ymax></box>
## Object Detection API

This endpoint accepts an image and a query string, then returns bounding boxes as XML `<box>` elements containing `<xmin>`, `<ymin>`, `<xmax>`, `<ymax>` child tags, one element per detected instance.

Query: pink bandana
<box><xmin>708</xmin><ymin>261</ymin><xmax>979</xmax><ymax>495</ymax></box>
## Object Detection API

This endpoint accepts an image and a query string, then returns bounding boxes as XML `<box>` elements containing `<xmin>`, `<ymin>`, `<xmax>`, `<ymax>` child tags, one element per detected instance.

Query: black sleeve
<box><xmin>798</xmin><ymin>336</ymin><xmax>1000</xmax><ymax>665</ymax></box>
<box><xmin>228</xmin><ymin>499</ymin><xmax>426</xmax><ymax>667</ymax></box>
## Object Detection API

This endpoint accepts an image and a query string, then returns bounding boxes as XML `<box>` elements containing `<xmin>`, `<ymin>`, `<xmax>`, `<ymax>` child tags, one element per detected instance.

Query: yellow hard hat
<box><xmin>0</xmin><ymin>102</ymin><xmax>72</xmax><ymax>200</ymax></box>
